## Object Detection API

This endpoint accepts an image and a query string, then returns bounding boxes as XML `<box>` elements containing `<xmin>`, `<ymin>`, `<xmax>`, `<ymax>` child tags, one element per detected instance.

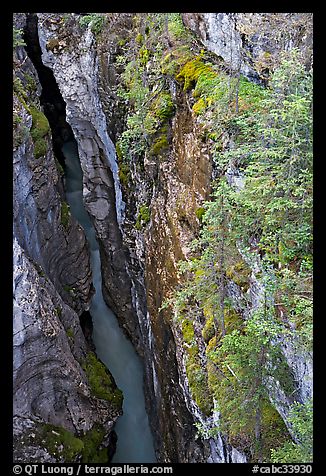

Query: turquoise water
<box><xmin>63</xmin><ymin>141</ymin><xmax>156</xmax><ymax>463</ymax></box>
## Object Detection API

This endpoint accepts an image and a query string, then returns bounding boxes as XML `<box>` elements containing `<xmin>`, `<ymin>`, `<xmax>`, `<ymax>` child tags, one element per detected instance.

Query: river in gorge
<box><xmin>62</xmin><ymin>140</ymin><xmax>156</xmax><ymax>463</ymax></box>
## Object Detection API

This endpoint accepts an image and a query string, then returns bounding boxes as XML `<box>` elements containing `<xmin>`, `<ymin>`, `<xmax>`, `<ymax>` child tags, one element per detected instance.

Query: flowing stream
<box><xmin>63</xmin><ymin>140</ymin><xmax>156</xmax><ymax>463</ymax></box>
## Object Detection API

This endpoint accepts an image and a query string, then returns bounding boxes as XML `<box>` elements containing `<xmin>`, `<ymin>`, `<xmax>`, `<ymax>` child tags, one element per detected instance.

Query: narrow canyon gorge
<box><xmin>13</xmin><ymin>12</ymin><xmax>313</xmax><ymax>464</ymax></box>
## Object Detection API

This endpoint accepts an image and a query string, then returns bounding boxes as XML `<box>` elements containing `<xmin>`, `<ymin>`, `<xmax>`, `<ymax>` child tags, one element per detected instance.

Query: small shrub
<box><xmin>24</xmin><ymin>73</ymin><xmax>37</xmax><ymax>94</ymax></box>
<box><xmin>135</xmin><ymin>33</ymin><xmax>143</xmax><ymax>44</ymax></box>
<box><xmin>79</xmin><ymin>14</ymin><xmax>105</xmax><ymax>35</ymax></box>
<box><xmin>139</xmin><ymin>46</ymin><xmax>150</xmax><ymax>65</ymax></box>
<box><xmin>167</xmin><ymin>13</ymin><xmax>186</xmax><ymax>41</ymax></box>
<box><xmin>13</xmin><ymin>28</ymin><xmax>25</xmax><ymax>48</ymax></box>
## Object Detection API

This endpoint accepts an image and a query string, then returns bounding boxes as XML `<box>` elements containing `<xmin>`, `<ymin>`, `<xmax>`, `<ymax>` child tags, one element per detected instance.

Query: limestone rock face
<box><xmin>182</xmin><ymin>13</ymin><xmax>313</xmax><ymax>82</ymax></box>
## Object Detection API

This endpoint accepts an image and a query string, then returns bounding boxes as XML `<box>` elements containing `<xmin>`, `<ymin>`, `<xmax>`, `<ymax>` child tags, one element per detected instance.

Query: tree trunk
<box><xmin>219</xmin><ymin>192</ymin><xmax>226</xmax><ymax>337</ymax></box>
<box><xmin>255</xmin><ymin>403</ymin><xmax>263</xmax><ymax>463</ymax></box>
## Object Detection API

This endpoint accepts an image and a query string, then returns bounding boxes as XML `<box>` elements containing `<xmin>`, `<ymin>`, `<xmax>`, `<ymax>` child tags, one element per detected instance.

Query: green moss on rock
<box><xmin>176</xmin><ymin>57</ymin><xmax>215</xmax><ymax>91</ymax></box>
<box><xmin>135</xmin><ymin>205</ymin><xmax>151</xmax><ymax>230</ymax></box>
<box><xmin>38</xmin><ymin>422</ymin><xmax>111</xmax><ymax>463</ymax></box>
<box><xmin>186</xmin><ymin>353</ymin><xmax>213</xmax><ymax>415</ymax></box>
<box><xmin>40</xmin><ymin>424</ymin><xmax>84</xmax><ymax>462</ymax></box>
<box><xmin>60</xmin><ymin>201</ymin><xmax>70</xmax><ymax>230</ymax></box>
<box><xmin>30</xmin><ymin>106</ymin><xmax>50</xmax><ymax>142</ymax></box>
<box><xmin>195</xmin><ymin>207</ymin><xmax>206</xmax><ymax>222</ymax></box>
<box><xmin>224</xmin><ymin>307</ymin><xmax>243</xmax><ymax>334</ymax></box>
<box><xmin>149</xmin><ymin>132</ymin><xmax>169</xmax><ymax>157</ymax></box>
<box><xmin>29</xmin><ymin>105</ymin><xmax>50</xmax><ymax>159</ymax></box>
<box><xmin>66</xmin><ymin>328</ymin><xmax>74</xmax><ymax>339</ymax></box>
<box><xmin>202</xmin><ymin>314</ymin><xmax>215</xmax><ymax>342</ymax></box>
<box><xmin>33</xmin><ymin>138</ymin><xmax>47</xmax><ymax>159</ymax></box>
<box><xmin>82</xmin><ymin>352</ymin><xmax>123</xmax><ymax>408</ymax></box>
<box><xmin>81</xmin><ymin>425</ymin><xmax>106</xmax><ymax>463</ymax></box>
<box><xmin>181</xmin><ymin>319</ymin><xmax>195</xmax><ymax>344</ymax></box>
<box><xmin>193</xmin><ymin>97</ymin><xmax>208</xmax><ymax>115</ymax></box>
<box><xmin>119</xmin><ymin>162</ymin><xmax>131</xmax><ymax>187</ymax></box>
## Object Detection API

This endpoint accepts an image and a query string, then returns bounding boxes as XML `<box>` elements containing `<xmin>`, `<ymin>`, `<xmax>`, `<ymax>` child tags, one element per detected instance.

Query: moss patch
<box><xmin>81</xmin><ymin>425</ymin><xmax>107</xmax><ymax>463</ymax></box>
<box><xmin>30</xmin><ymin>106</ymin><xmax>50</xmax><ymax>159</ymax></box>
<box><xmin>82</xmin><ymin>352</ymin><xmax>123</xmax><ymax>408</ymax></box>
<box><xmin>40</xmin><ymin>424</ymin><xmax>84</xmax><ymax>462</ymax></box>
<box><xmin>39</xmin><ymin>423</ymin><xmax>110</xmax><ymax>463</ymax></box>
<box><xmin>259</xmin><ymin>400</ymin><xmax>291</xmax><ymax>462</ymax></box>
<box><xmin>202</xmin><ymin>313</ymin><xmax>215</xmax><ymax>342</ymax></box>
<box><xmin>66</xmin><ymin>328</ymin><xmax>74</xmax><ymax>339</ymax></box>
<box><xmin>135</xmin><ymin>205</ymin><xmax>151</xmax><ymax>230</ymax></box>
<box><xmin>60</xmin><ymin>201</ymin><xmax>70</xmax><ymax>230</ymax></box>
<box><xmin>30</xmin><ymin>106</ymin><xmax>50</xmax><ymax>141</ymax></box>
<box><xmin>224</xmin><ymin>307</ymin><xmax>244</xmax><ymax>334</ymax></box>
<box><xmin>193</xmin><ymin>97</ymin><xmax>208</xmax><ymax>115</ymax></box>
<box><xmin>119</xmin><ymin>162</ymin><xmax>131</xmax><ymax>187</ymax></box>
<box><xmin>33</xmin><ymin>138</ymin><xmax>47</xmax><ymax>159</ymax></box>
<box><xmin>176</xmin><ymin>57</ymin><xmax>215</xmax><ymax>91</ymax></box>
<box><xmin>181</xmin><ymin>319</ymin><xmax>195</xmax><ymax>345</ymax></box>
<box><xmin>195</xmin><ymin>207</ymin><xmax>206</xmax><ymax>222</ymax></box>
<box><xmin>149</xmin><ymin>124</ymin><xmax>170</xmax><ymax>158</ymax></box>
<box><xmin>186</xmin><ymin>351</ymin><xmax>213</xmax><ymax>415</ymax></box>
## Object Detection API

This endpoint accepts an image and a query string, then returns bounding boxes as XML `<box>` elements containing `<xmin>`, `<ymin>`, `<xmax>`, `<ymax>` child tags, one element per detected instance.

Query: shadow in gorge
<box><xmin>23</xmin><ymin>13</ymin><xmax>74</xmax><ymax>168</ymax></box>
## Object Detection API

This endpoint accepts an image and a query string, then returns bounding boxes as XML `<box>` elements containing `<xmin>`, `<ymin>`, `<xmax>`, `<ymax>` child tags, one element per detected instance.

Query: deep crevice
<box><xmin>23</xmin><ymin>13</ymin><xmax>74</xmax><ymax>167</ymax></box>
<box><xmin>23</xmin><ymin>14</ymin><xmax>98</xmax><ymax>351</ymax></box>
